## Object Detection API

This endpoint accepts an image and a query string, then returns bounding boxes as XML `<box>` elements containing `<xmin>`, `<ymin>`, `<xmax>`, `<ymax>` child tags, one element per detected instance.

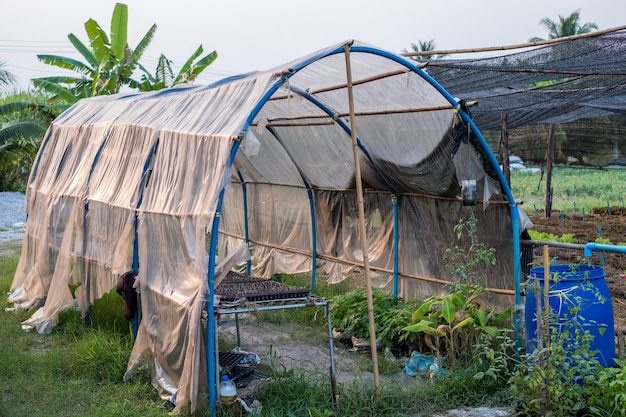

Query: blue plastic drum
<box><xmin>525</xmin><ymin>264</ymin><xmax>615</xmax><ymax>368</ymax></box>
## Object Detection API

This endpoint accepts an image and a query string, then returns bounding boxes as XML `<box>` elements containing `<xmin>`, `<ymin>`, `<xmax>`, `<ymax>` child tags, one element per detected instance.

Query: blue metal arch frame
<box><xmin>236</xmin><ymin>170</ymin><xmax>251</xmax><ymax>276</ymax></box>
<box><xmin>206</xmin><ymin>141</ymin><xmax>243</xmax><ymax>414</ymax></box>
<box><xmin>205</xmin><ymin>42</ymin><xmax>523</xmax><ymax>415</ymax></box>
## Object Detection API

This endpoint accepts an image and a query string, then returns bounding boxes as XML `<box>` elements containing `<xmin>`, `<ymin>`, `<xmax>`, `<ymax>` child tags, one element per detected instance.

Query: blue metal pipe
<box><xmin>584</xmin><ymin>242</ymin><xmax>626</xmax><ymax>257</ymax></box>
<box><xmin>307</xmin><ymin>186</ymin><xmax>318</xmax><ymax>293</ymax></box>
<box><xmin>237</xmin><ymin>171</ymin><xmax>251</xmax><ymax>276</ymax></box>
<box><xmin>207</xmin><ymin>141</ymin><xmax>243</xmax><ymax>417</ymax></box>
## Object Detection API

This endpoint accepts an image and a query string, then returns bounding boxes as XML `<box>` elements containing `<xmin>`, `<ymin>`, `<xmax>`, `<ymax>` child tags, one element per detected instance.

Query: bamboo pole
<box><xmin>401</xmin><ymin>25</ymin><xmax>626</xmax><ymax>57</ymax></box>
<box><xmin>424</xmin><ymin>66</ymin><xmax>625</xmax><ymax>77</ymax></box>
<box><xmin>343</xmin><ymin>41</ymin><xmax>380</xmax><ymax>392</ymax></box>
<box><xmin>501</xmin><ymin>112</ymin><xmax>510</xmax><ymax>185</ymax></box>
<box><xmin>543</xmin><ymin>245</ymin><xmax>551</xmax><ymax>413</ymax></box>
<box><xmin>545</xmin><ymin>124</ymin><xmax>555</xmax><ymax>218</ymax></box>
<box><xmin>542</xmin><ymin>246</ymin><xmax>550</xmax><ymax>351</ymax></box>
<box><xmin>255</xmin><ymin>103</ymin><xmax>455</xmax><ymax>125</ymax></box>
<box><xmin>533</xmin><ymin>269</ymin><xmax>546</xmax><ymax>416</ymax></box>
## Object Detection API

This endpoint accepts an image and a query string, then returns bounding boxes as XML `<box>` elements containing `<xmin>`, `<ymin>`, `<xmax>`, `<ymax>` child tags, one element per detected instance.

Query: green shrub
<box><xmin>328</xmin><ymin>288</ymin><xmax>418</xmax><ymax>353</ymax></box>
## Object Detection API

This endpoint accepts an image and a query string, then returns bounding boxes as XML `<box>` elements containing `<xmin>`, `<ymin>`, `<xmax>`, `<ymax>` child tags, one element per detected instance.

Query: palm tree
<box><xmin>403</xmin><ymin>40</ymin><xmax>448</xmax><ymax>62</ymax></box>
<box><xmin>529</xmin><ymin>9</ymin><xmax>598</xmax><ymax>41</ymax></box>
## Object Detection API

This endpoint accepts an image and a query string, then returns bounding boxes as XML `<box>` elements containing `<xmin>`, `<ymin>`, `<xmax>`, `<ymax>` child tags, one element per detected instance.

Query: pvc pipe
<box><xmin>307</xmin><ymin>186</ymin><xmax>317</xmax><ymax>293</ymax></box>
<box><xmin>237</xmin><ymin>171</ymin><xmax>251</xmax><ymax>276</ymax></box>
<box><xmin>207</xmin><ymin>141</ymin><xmax>242</xmax><ymax>417</ymax></box>
<box><xmin>584</xmin><ymin>242</ymin><xmax>626</xmax><ymax>257</ymax></box>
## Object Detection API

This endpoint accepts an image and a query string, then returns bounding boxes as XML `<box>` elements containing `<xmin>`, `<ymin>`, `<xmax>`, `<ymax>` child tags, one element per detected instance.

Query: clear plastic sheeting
<box><xmin>8</xmin><ymin>40</ymin><xmax>521</xmax><ymax>413</ymax></box>
<box><xmin>124</xmin><ymin>214</ymin><xmax>209</xmax><ymax>411</ymax></box>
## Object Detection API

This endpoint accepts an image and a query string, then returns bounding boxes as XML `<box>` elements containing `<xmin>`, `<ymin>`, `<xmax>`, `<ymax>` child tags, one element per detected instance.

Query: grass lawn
<box><xmin>0</xmin><ymin>241</ymin><xmax>172</xmax><ymax>417</ymax></box>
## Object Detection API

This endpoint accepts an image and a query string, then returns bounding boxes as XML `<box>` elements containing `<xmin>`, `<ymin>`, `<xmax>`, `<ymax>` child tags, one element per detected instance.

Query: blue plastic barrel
<box><xmin>525</xmin><ymin>264</ymin><xmax>615</xmax><ymax>368</ymax></box>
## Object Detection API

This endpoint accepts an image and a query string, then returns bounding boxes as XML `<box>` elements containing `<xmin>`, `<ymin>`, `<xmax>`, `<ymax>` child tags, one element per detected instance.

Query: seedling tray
<box><xmin>216</xmin><ymin>272</ymin><xmax>309</xmax><ymax>302</ymax></box>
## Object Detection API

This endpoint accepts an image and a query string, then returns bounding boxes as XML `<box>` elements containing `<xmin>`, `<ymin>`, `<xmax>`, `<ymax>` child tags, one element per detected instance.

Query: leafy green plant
<box><xmin>0</xmin><ymin>92</ymin><xmax>61</xmax><ymax>192</ymax></box>
<box><xmin>443</xmin><ymin>212</ymin><xmax>496</xmax><ymax>292</ymax></box>
<box><xmin>510</xmin><ymin>326</ymin><xmax>603</xmax><ymax>416</ymax></box>
<box><xmin>329</xmin><ymin>288</ymin><xmax>370</xmax><ymax>338</ymax></box>
<box><xmin>588</xmin><ymin>358</ymin><xmax>626</xmax><ymax>415</ymax></box>
<box><xmin>328</xmin><ymin>288</ymin><xmax>417</xmax><ymax>352</ymax></box>
<box><xmin>528</xmin><ymin>229</ymin><xmax>578</xmax><ymax>243</ymax></box>
<box><xmin>33</xmin><ymin>2</ymin><xmax>217</xmax><ymax>106</ymax></box>
<box><xmin>402</xmin><ymin>290</ymin><xmax>510</xmax><ymax>367</ymax></box>
<box><xmin>402</xmin><ymin>213</ymin><xmax>511</xmax><ymax>368</ymax></box>
<box><xmin>373</xmin><ymin>298</ymin><xmax>418</xmax><ymax>355</ymax></box>
<box><xmin>472</xmin><ymin>329</ymin><xmax>519</xmax><ymax>383</ymax></box>
<box><xmin>511</xmin><ymin>267</ymin><xmax>615</xmax><ymax>416</ymax></box>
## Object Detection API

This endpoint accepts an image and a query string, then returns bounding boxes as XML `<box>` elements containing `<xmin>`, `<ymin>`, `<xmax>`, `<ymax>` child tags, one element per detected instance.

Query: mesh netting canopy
<box><xmin>8</xmin><ymin>40</ymin><xmax>526</xmax><ymax>413</ymax></box>
<box><xmin>422</xmin><ymin>28</ymin><xmax>626</xmax><ymax>166</ymax></box>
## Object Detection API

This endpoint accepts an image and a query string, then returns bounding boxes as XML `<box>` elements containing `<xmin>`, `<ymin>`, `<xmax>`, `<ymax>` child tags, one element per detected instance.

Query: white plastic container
<box><xmin>219</xmin><ymin>375</ymin><xmax>237</xmax><ymax>406</ymax></box>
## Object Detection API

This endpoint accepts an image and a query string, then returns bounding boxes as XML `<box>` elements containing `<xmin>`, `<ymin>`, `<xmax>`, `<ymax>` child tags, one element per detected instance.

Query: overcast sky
<box><xmin>2</xmin><ymin>0</ymin><xmax>625</xmax><ymax>90</ymax></box>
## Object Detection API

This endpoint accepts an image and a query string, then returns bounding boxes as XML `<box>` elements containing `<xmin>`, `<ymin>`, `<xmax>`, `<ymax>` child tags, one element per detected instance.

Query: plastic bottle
<box><xmin>219</xmin><ymin>375</ymin><xmax>237</xmax><ymax>406</ymax></box>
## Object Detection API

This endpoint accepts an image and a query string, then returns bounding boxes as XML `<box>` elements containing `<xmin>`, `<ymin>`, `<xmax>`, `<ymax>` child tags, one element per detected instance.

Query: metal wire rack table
<box><xmin>213</xmin><ymin>272</ymin><xmax>338</xmax><ymax>400</ymax></box>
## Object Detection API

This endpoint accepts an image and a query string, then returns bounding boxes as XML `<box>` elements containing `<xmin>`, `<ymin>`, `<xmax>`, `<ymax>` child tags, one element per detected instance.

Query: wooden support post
<box><xmin>545</xmin><ymin>124</ymin><xmax>555</xmax><ymax>218</ymax></box>
<box><xmin>501</xmin><ymin>112</ymin><xmax>510</xmax><ymax>185</ymax></box>
<box><xmin>542</xmin><ymin>245</ymin><xmax>551</xmax><ymax>412</ymax></box>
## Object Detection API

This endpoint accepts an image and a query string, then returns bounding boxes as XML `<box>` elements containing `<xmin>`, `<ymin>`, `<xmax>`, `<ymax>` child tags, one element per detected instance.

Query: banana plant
<box><xmin>0</xmin><ymin>60</ymin><xmax>15</xmax><ymax>90</ymax></box>
<box><xmin>32</xmin><ymin>2</ymin><xmax>156</xmax><ymax>103</ymax></box>
<box><xmin>137</xmin><ymin>45</ymin><xmax>217</xmax><ymax>91</ymax></box>
<box><xmin>0</xmin><ymin>98</ymin><xmax>60</xmax><ymax>191</ymax></box>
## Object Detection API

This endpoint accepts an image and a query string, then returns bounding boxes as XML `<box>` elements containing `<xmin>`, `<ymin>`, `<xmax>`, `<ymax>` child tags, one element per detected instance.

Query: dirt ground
<box><xmin>527</xmin><ymin>209</ymin><xmax>626</xmax><ymax>326</ymax></box>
